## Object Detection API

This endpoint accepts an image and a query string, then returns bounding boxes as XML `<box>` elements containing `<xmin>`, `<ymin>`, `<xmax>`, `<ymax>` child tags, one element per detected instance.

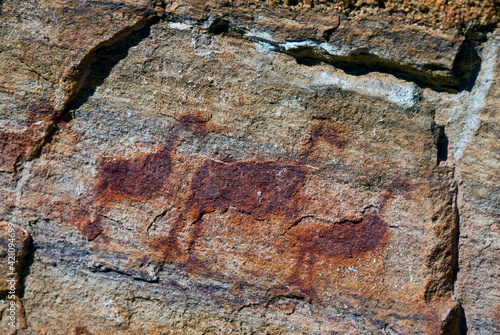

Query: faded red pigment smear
<box><xmin>27</xmin><ymin>102</ymin><xmax>56</xmax><ymax>123</ymax></box>
<box><xmin>81</xmin><ymin>218</ymin><xmax>104</xmax><ymax>241</ymax></box>
<box><xmin>70</xmin><ymin>206</ymin><xmax>104</xmax><ymax>241</ymax></box>
<box><xmin>153</xmin><ymin>160</ymin><xmax>307</xmax><ymax>261</ymax></box>
<box><xmin>152</xmin><ymin>120</ymin><xmax>349</xmax><ymax>264</ymax></box>
<box><xmin>289</xmin><ymin>212</ymin><xmax>387</xmax><ymax>300</ymax></box>
<box><xmin>0</xmin><ymin>103</ymin><xmax>55</xmax><ymax>169</ymax></box>
<box><xmin>310</xmin><ymin>122</ymin><xmax>346</xmax><ymax>149</ymax></box>
<box><xmin>74</xmin><ymin>142</ymin><xmax>174</xmax><ymax>241</ymax></box>
<box><xmin>378</xmin><ymin>177</ymin><xmax>412</xmax><ymax>211</ymax></box>
<box><xmin>190</xmin><ymin>160</ymin><xmax>306</xmax><ymax>219</ymax></box>
<box><xmin>95</xmin><ymin>113</ymin><xmax>215</xmax><ymax>204</ymax></box>
<box><xmin>74</xmin><ymin>326</ymin><xmax>92</xmax><ymax>335</ymax></box>
<box><xmin>296</xmin><ymin>213</ymin><xmax>386</xmax><ymax>258</ymax></box>
<box><xmin>177</xmin><ymin>113</ymin><xmax>212</xmax><ymax>137</ymax></box>
<box><xmin>0</xmin><ymin>130</ymin><xmax>33</xmax><ymax>168</ymax></box>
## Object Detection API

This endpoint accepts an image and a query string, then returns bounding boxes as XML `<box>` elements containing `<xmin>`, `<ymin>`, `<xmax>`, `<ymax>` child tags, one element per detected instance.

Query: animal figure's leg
<box><xmin>159</xmin><ymin>221</ymin><xmax>183</xmax><ymax>259</ymax></box>
<box><xmin>289</xmin><ymin>244</ymin><xmax>307</xmax><ymax>289</ymax></box>
<box><xmin>303</xmin><ymin>252</ymin><xmax>317</xmax><ymax>302</ymax></box>
<box><xmin>158</xmin><ymin>199</ymin><xmax>198</xmax><ymax>259</ymax></box>
<box><xmin>290</xmin><ymin>255</ymin><xmax>302</xmax><ymax>284</ymax></box>
<box><xmin>185</xmin><ymin>215</ymin><xmax>212</xmax><ymax>275</ymax></box>
<box><xmin>288</xmin><ymin>243</ymin><xmax>317</xmax><ymax>302</ymax></box>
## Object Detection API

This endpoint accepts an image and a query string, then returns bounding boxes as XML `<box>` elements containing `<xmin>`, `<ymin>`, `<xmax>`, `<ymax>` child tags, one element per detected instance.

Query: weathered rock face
<box><xmin>0</xmin><ymin>1</ymin><xmax>498</xmax><ymax>334</ymax></box>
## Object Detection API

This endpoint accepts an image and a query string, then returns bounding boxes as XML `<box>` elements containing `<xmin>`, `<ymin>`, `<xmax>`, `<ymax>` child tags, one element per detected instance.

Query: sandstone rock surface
<box><xmin>0</xmin><ymin>0</ymin><xmax>499</xmax><ymax>334</ymax></box>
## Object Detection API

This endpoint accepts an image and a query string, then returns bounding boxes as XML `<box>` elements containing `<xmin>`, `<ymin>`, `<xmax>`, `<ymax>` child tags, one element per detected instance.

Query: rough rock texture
<box><xmin>0</xmin><ymin>0</ymin><xmax>498</xmax><ymax>334</ymax></box>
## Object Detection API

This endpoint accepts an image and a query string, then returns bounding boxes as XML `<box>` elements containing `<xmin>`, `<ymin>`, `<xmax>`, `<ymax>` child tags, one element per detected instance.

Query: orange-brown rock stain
<box><xmin>71</xmin><ymin>142</ymin><xmax>176</xmax><ymax>241</ymax></box>
<box><xmin>0</xmin><ymin>130</ymin><xmax>33</xmax><ymax>169</ymax></box>
<box><xmin>70</xmin><ymin>206</ymin><xmax>104</xmax><ymax>241</ymax></box>
<box><xmin>149</xmin><ymin>120</ymin><xmax>390</xmax><ymax>297</ymax></box>
<box><xmin>26</xmin><ymin>102</ymin><xmax>58</xmax><ymax>124</ymax></box>
<box><xmin>176</xmin><ymin>112</ymin><xmax>216</xmax><ymax>136</ymax></box>
<box><xmin>301</xmin><ymin>121</ymin><xmax>347</xmax><ymax>161</ymax></box>
<box><xmin>296</xmin><ymin>213</ymin><xmax>386</xmax><ymax>260</ymax></box>
<box><xmin>378</xmin><ymin>177</ymin><xmax>412</xmax><ymax>211</ymax></box>
<box><xmin>94</xmin><ymin>112</ymin><xmax>215</xmax><ymax>205</ymax></box>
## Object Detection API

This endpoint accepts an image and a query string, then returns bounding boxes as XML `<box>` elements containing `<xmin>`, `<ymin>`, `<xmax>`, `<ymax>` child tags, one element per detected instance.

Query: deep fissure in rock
<box><xmin>29</xmin><ymin>15</ymin><xmax>161</xmax><ymax>162</ymax></box>
<box><xmin>441</xmin><ymin>303</ymin><xmax>468</xmax><ymax>335</ymax></box>
<box><xmin>432</xmin><ymin>122</ymin><xmax>449</xmax><ymax>165</ymax></box>
<box><xmin>236</xmin><ymin>20</ymin><xmax>493</xmax><ymax>93</ymax></box>
<box><xmin>281</xmin><ymin>44</ymin><xmax>480</xmax><ymax>93</ymax></box>
<box><xmin>63</xmin><ymin>16</ymin><xmax>160</xmax><ymax>113</ymax></box>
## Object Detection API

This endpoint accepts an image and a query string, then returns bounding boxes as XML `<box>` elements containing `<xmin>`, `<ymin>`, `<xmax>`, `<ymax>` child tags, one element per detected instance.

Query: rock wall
<box><xmin>0</xmin><ymin>1</ymin><xmax>498</xmax><ymax>334</ymax></box>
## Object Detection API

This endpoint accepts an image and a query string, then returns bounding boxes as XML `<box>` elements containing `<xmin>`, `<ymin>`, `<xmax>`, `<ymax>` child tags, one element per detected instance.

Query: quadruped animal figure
<box><xmin>75</xmin><ymin>113</ymin><xmax>389</xmax><ymax>299</ymax></box>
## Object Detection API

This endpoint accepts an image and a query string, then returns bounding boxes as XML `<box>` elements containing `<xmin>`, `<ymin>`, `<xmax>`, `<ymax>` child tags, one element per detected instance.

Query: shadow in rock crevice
<box><xmin>283</xmin><ymin>41</ymin><xmax>481</xmax><ymax>93</ymax></box>
<box><xmin>432</xmin><ymin>122</ymin><xmax>449</xmax><ymax>165</ymax></box>
<box><xmin>64</xmin><ymin>16</ymin><xmax>160</xmax><ymax>114</ymax></box>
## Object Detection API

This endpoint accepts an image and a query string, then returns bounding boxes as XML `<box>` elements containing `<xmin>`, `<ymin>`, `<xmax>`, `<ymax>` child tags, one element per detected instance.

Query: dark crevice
<box><xmin>28</xmin><ymin>15</ymin><xmax>161</xmax><ymax>162</ymax></box>
<box><xmin>89</xmin><ymin>265</ymin><xmax>159</xmax><ymax>283</ymax></box>
<box><xmin>452</xmin><ymin>176</ymin><xmax>461</xmax><ymax>290</ymax></box>
<box><xmin>17</xmin><ymin>238</ymin><xmax>35</xmax><ymax>299</ymax></box>
<box><xmin>266</xmin><ymin>293</ymin><xmax>307</xmax><ymax>305</ymax></box>
<box><xmin>459</xmin><ymin>304</ymin><xmax>468</xmax><ymax>335</ymax></box>
<box><xmin>63</xmin><ymin>16</ymin><xmax>160</xmax><ymax>113</ymax></box>
<box><xmin>441</xmin><ymin>303</ymin><xmax>467</xmax><ymax>335</ymax></box>
<box><xmin>432</xmin><ymin>122</ymin><xmax>448</xmax><ymax>165</ymax></box>
<box><xmin>175</xmin><ymin>13</ymin><xmax>490</xmax><ymax>94</ymax></box>
<box><xmin>207</xmin><ymin>17</ymin><xmax>245</xmax><ymax>37</ymax></box>
<box><xmin>28</xmin><ymin>109</ymin><xmax>74</xmax><ymax>161</ymax></box>
<box><xmin>423</xmin><ymin>167</ymin><xmax>460</xmax><ymax>302</ymax></box>
<box><xmin>451</xmin><ymin>168</ymin><xmax>466</xmax><ymax>334</ymax></box>
<box><xmin>463</xmin><ymin>23</ymin><xmax>498</xmax><ymax>42</ymax></box>
<box><xmin>322</xmin><ymin>27</ymin><xmax>337</xmax><ymax>41</ymax></box>
<box><xmin>451</xmin><ymin>39</ymin><xmax>482</xmax><ymax>92</ymax></box>
<box><xmin>280</xmin><ymin>44</ymin><xmax>478</xmax><ymax>93</ymax></box>
<box><xmin>208</xmin><ymin>18</ymin><xmax>231</xmax><ymax>35</ymax></box>
<box><xmin>0</xmin><ymin>235</ymin><xmax>34</xmax><ymax>303</ymax></box>
<box><xmin>242</xmin><ymin>24</ymin><xmax>488</xmax><ymax>93</ymax></box>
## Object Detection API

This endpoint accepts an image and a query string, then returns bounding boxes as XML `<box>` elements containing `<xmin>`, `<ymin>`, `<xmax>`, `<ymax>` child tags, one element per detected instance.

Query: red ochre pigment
<box><xmin>310</xmin><ymin>121</ymin><xmax>346</xmax><ymax>150</ymax></box>
<box><xmin>0</xmin><ymin>102</ymin><xmax>55</xmax><ymax>169</ymax></box>
<box><xmin>77</xmin><ymin>116</ymin><xmax>388</xmax><ymax>293</ymax></box>
<box><xmin>74</xmin><ymin>113</ymin><xmax>213</xmax><ymax>239</ymax></box>
<box><xmin>296</xmin><ymin>213</ymin><xmax>387</xmax><ymax>259</ymax></box>
<box><xmin>95</xmin><ymin>143</ymin><xmax>174</xmax><ymax>203</ymax></box>
<box><xmin>153</xmin><ymin>159</ymin><xmax>307</xmax><ymax>259</ymax></box>
<box><xmin>286</xmin><ymin>212</ymin><xmax>387</xmax><ymax>300</ymax></box>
